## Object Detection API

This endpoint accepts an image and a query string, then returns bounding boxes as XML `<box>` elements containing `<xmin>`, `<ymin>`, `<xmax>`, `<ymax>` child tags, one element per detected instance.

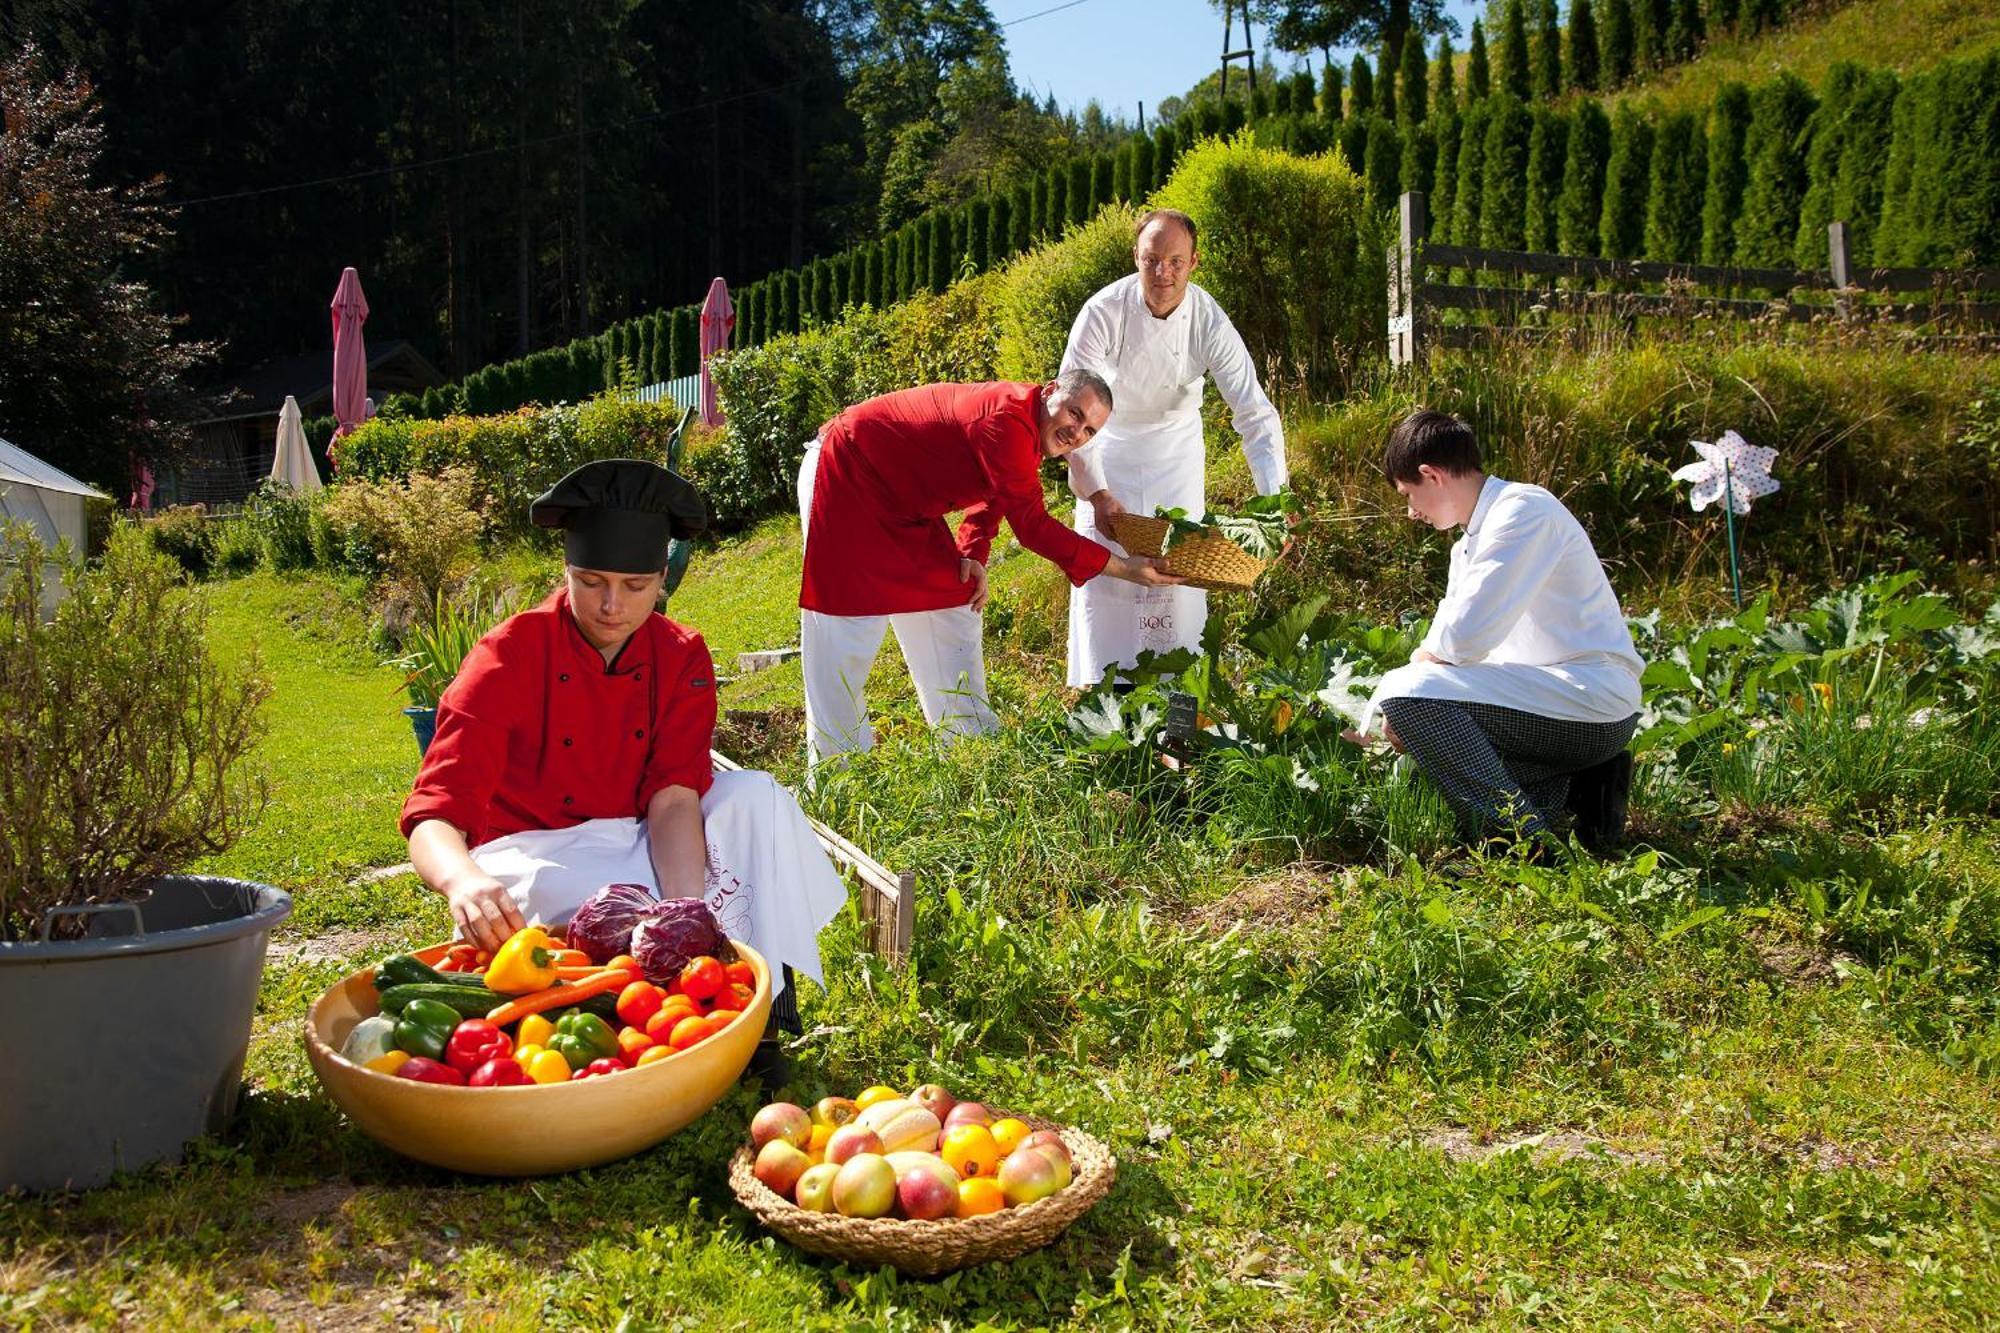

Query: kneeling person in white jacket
<box><xmin>1345</xmin><ymin>411</ymin><xmax>1644</xmax><ymax>848</ymax></box>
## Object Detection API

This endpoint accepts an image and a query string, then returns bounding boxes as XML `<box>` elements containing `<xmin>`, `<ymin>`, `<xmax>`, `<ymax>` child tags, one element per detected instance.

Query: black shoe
<box><xmin>1565</xmin><ymin>751</ymin><xmax>1633</xmax><ymax>852</ymax></box>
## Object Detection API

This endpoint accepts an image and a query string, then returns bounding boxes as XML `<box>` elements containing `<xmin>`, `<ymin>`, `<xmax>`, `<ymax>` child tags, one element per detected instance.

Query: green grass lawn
<box><xmin>5</xmin><ymin>474</ymin><xmax>2000</xmax><ymax>1328</ymax></box>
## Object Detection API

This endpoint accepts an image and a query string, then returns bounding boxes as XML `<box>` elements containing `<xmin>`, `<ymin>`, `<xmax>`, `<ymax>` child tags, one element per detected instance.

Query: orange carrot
<box><xmin>485</xmin><ymin>970</ymin><xmax>629</xmax><ymax>1026</ymax></box>
<box><xmin>554</xmin><ymin>965</ymin><xmax>606</xmax><ymax>981</ymax></box>
<box><xmin>551</xmin><ymin>949</ymin><xmax>594</xmax><ymax>969</ymax></box>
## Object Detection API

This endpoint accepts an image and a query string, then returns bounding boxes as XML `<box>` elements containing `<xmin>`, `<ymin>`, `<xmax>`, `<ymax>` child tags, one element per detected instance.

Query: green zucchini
<box><xmin>372</xmin><ymin>953</ymin><xmax>492</xmax><ymax>991</ymax></box>
<box><xmin>377</xmin><ymin>982</ymin><xmax>501</xmax><ymax>1019</ymax></box>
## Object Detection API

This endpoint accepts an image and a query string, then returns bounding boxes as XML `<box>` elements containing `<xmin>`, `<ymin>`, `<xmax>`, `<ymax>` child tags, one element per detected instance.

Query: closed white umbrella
<box><xmin>269</xmin><ymin>395</ymin><xmax>323</xmax><ymax>494</ymax></box>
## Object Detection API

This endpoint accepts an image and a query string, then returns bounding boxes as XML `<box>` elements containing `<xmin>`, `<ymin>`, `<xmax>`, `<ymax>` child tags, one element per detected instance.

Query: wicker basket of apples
<box><xmin>728</xmin><ymin>1082</ymin><xmax>1115</xmax><ymax>1277</ymax></box>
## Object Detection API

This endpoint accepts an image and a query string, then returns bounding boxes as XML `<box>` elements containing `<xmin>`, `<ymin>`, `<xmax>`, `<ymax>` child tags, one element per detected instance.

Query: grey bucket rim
<box><xmin>0</xmin><ymin>874</ymin><xmax>292</xmax><ymax>963</ymax></box>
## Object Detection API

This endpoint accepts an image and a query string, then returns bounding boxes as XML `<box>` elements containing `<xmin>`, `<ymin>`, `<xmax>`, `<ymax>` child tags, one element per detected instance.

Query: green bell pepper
<box><xmin>392</xmin><ymin>998</ymin><xmax>462</xmax><ymax>1062</ymax></box>
<box><xmin>548</xmin><ymin>1010</ymin><xmax>618</xmax><ymax>1069</ymax></box>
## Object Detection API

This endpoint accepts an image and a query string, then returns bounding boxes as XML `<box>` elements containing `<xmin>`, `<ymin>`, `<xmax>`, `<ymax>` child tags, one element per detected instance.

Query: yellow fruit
<box><xmin>940</xmin><ymin>1124</ymin><xmax>1001</xmax><ymax>1180</ymax></box>
<box><xmin>990</xmin><ymin>1118</ymin><xmax>1032</xmax><ymax>1156</ymax></box>
<box><xmin>808</xmin><ymin>1122</ymin><xmax>834</xmax><ymax>1153</ymax></box>
<box><xmin>517</xmin><ymin>1014</ymin><xmax>556</xmax><ymax>1049</ymax></box>
<box><xmin>956</xmin><ymin>1177</ymin><xmax>1006</xmax><ymax>1217</ymax></box>
<box><xmin>854</xmin><ymin>1084</ymin><xmax>902</xmax><ymax>1110</ymax></box>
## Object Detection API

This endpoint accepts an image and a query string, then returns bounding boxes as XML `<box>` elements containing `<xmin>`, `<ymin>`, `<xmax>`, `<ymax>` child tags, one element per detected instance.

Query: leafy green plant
<box><xmin>244</xmin><ymin>479</ymin><xmax>319</xmax><ymax>571</ymax></box>
<box><xmin>142</xmin><ymin>504</ymin><xmax>217</xmax><ymax>576</ymax></box>
<box><xmin>1155</xmin><ymin>491</ymin><xmax>1300</xmax><ymax>559</ymax></box>
<box><xmin>392</xmin><ymin>586</ymin><xmax>516</xmax><ymax>711</ymax></box>
<box><xmin>0</xmin><ymin>523</ymin><xmax>269</xmax><ymax>940</ymax></box>
<box><xmin>320</xmin><ymin>465</ymin><xmax>483</xmax><ymax>613</ymax></box>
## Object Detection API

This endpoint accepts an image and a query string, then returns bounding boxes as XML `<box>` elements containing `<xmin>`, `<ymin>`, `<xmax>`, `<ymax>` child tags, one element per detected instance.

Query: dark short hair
<box><xmin>1135</xmin><ymin>208</ymin><xmax>1198</xmax><ymax>251</ymax></box>
<box><xmin>1382</xmin><ymin>410</ymin><xmax>1482</xmax><ymax>483</ymax></box>
<box><xmin>1053</xmin><ymin>367</ymin><xmax>1113</xmax><ymax>413</ymax></box>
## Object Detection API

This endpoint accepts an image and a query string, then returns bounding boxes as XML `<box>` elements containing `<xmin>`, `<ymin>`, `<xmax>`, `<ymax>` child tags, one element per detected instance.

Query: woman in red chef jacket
<box><xmin>796</xmin><ymin>369</ymin><xmax>1181</xmax><ymax>766</ymax></box>
<box><xmin>402</xmin><ymin>459</ymin><xmax>845</xmax><ymax>1027</ymax></box>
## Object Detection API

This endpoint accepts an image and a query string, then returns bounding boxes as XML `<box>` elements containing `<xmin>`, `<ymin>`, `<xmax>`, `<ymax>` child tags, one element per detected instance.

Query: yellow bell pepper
<box><xmin>524</xmin><ymin>1048</ymin><xmax>571</xmax><ymax>1085</ymax></box>
<box><xmin>365</xmin><ymin>1049</ymin><xmax>412</xmax><ymax>1076</ymax></box>
<box><xmin>517</xmin><ymin>1013</ymin><xmax>556</xmax><ymax>1049</ymax></box>
<box><xmin>484</xmin><ymin>926</ymin><xmax>560</xmax><ymax>994</ymax></box>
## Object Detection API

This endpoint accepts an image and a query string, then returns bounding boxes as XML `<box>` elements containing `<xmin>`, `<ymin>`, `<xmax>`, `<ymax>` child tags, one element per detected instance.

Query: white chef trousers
<box><xmin>796</xmin><ymin>436</ymin><xmax>998</xmax><ymax>767</ymax></box>
<box><xmin>469</xmin><ymin>770</ymin><xmax>849</xmax><ymax>999</ymax></box>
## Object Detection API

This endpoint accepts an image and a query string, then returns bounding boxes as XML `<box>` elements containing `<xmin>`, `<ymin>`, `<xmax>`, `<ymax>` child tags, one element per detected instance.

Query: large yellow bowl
<box><xmin>303</xmin><ymin>938</ymin><xmax>770</xmax><ymax>1176</ymax></box>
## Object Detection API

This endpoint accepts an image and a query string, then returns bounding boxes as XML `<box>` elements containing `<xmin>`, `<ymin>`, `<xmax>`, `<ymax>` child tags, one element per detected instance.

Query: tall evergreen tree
<box><xmin>1535</xmin><ymin>0</ymin><xmax>1563</xmax><ymax>100</ymax></box>
<box><xmin>1399</xmin><ymin>32</ymin><xmax>1428</xmax><ymax>124</ymax></box>
<box><xmin>968</xmin><ymin>197</ymin><xmax>991</xmax><ymax>272</ymax></box>
<box><xmin>781</xmin><ymin>270</ymin><xmax>801</xmax><ymax>334</ymax></box>
<box><xmin>1342</xmin><ymin>115</ymin><xmax>1372</xmax><ymax>176</ymax></box>
<box><xmin>1155</xmin><ymin>123</ymin><xmax>1181</xmax><ymax>183</ymax></box>
<box><xmin>1645</xmin><ymin>110</ymin><xmax>1708</xmax><ymax>261</ymax></box>
<box><xmin>1045</xmin><ymin>165</ymin><xmax>1068</xmax><ymax>237</ymax></box>
<box><xmin>1794</xmin><ymin>63</ymin><xmax>1861</xmax><ymax>268</ymax></box>
<box><xmin>1011</xmin><ymin>182</ymin><xmax>1033</xmax><ymax>253</ymax></box>
<box><xmin>1736</xmin><ymin>71</ymin><xmax>1817</xmax><ymax>265</ymax></box>
<box><xmin>1702</xmin><ymin>82</ymin><xmax>1753</xmax><ymax>264</ymax></box>
<box><xmin>1667</xmin><ymin>0</ymin><xmax>1703</xmax><ymax>63</ymax></box>
<box><xmin>1093</xmin><ymin>151</ymin><xmax>1116</xmax><ymax>209</ymax></box>
<box><xmin>1378</xmin><ymin>47</ymin><xmax>1397</xmax><ymax>123</ymax></box>
<box><xmin>1289</xmin><ymin>69</ymin><xmax>1318</xmax><ymax>118</ymax></box>
<box><xmin>1569</xmin><ymin>0</ymin><xmax>1601</xmax><ymax>92</ymax></box>
<box><xmin>1453</xmin><ymin>100</ymin><xmax>1494</xmax><ymax>244</ymax></box>
<box><xmin>1599</xmin><ymin>103</ymin><xmax>1654</xmax><ymax>258</ymax></box>
<box><xmin>932</xmin><ymin>212</ymin><xmax>955</xmax><ymax>292</ymax></box>
<box><xmin>987</xmin><ymin>193</ymin><xmax>1011</xmax><ymax>265</ymax></box>
<box><xmin>1526</xmin><ymin>108</ymin><xmax>1571</xmax><ymax>251</ymax></box>
<box><xmin>1602</xmin><ymin>0</ymin><xmax>1635</xmax><ymax>86</ymax></box>
<box><xmin>1468</xmin><ymin>20</ymin><xmax>1492</xmax><ymax>101</ymax></box>
<box><xmin>1321</xmin><ymin>61</ymin><xmax>1345</xmax><ymax>121</ymax></box>
<box><xmin>1402</xmin><ymin>117</ymin><xmax>1437</xmax><ymax>200</ymax></box>
<box><xmin>1830</xmin><ymin>69</ymin><xmax>1900</xmax><ymax>266</ymax></box>
<box><xmin>1636</xmin><ymin>0</ymin><xmax>1668</xmax><ymax>70</ymax></box>
<box><xmin>1431</xmin><ymin>110</ymin><xmax>1463</xmax><ymax>235</ymax></box>
<box><xmin>1030</xmin><ymin>175</ymin><xmax>1050</xmax><ymax>239</ymax></box>
<box><xmin>1712</xmin><ymin>0</ymin><xmax>1741</xmax><ymax>30</ymax></box>
<box><xmin>1366</xmin><ymin>116</ymin><xmax>1403</xmax><ymax>213</ymax></box>
<box><xmin>1133</xmin><ymin>134</ymin><xmax>1157</xmax><ymax>197</ymax></box>
<box><xmin>1067</xmin><ymin>157</ymin><xmax>1093</xmax><ymax>226</ymax></box>
<box><xmin>1350</xmin><ymin>53</ymin><xmax>1375</xmax><ymax>116</ymax></box>
<box><xmin>1745</xmin><ymin>0</ymin><xmax>1783</xmax><ymax>36</ymax></box>
<box><xmin>1502</xmin><ymin>0</ymin><xmax>1533</xmax><ymax>99</ymax></box>
<box><xmin>1875</xmin><ymin>54</ymin><xmax>1997</xmax><ymax>266</ymax></box>
<box><xmin>1433</xmin><ymin>34</ymin><xmax>1457</xmax><ymax>112</ymax></box>
<box><xmin>1481</xmin><ymin>96</ymin><xmax>1534</xmax><ymax>249</ymax></box>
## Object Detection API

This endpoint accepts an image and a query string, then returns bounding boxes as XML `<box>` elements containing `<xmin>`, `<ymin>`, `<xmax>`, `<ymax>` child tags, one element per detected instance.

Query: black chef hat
<box><xmin>529</xmin><ymin>459</ymin><xmax>707</xmax><ymax>573</ymax></box>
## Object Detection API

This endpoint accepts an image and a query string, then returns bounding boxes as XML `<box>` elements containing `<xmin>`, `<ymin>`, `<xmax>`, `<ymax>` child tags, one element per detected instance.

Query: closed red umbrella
<box><xmin>698</xmin><ymin>276</ymin><xmax>734</xmax><ymax>427</ymax></box>
<box><xmin>329</xmin><ymin>267</ymin><xmax>371</xmax><ymax>463</ymax></box>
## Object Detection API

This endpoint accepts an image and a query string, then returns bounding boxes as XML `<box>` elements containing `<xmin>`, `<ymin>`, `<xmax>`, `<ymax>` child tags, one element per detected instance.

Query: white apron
<box><xmin>469</xmin><ymin>770</ymin><xmax>848</xmax><ymax>998</ymax></box>
<box><xmin>1065</xmin><ymin>295</ymin><xmax>1210</xmax><ymax>688</ymax></box>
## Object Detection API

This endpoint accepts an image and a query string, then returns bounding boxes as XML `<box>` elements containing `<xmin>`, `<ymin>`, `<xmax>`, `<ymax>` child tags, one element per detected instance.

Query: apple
<box><xmin>794</xmin><ymin>1162</ymin><xmax>841</xmax><ymax>1213</ymax></box>
<box><xmin>825</xmin><ymin>1123</ymin><xmax>885</xmax><ymax>1165</ymax></box>
<box><xmin>830</xmin><ymin>1153</ymin><xmax>897</xmax><ymax>1218</ymax></box>
<box><xmin>811</xmin><ymin>1096</ymin><xmax>861</xmax><ymax>1129</ymax></box>
<box><xmin>910</xmin><ymin>1083</ymin><xmax>957</xmax><ymax>1124</ymax></box>
<box><xmin>855</xmin><ymin>1098</ymin><xmax>942</xmax><ymax>1154</ymax></box>
<box><xmin>887</xmin><ymin>1151</ymin><xmax>961</xmax><ymax>1221</ymax></box>
<box><xmin>1023</xmin><ymin>1129</ymin><xmax>1072</xmax><ymax>1168</ymax></box>
<box><xmin>750</xmin><ymin>1102</ymin><xmax>813</xmax><ymax>1151</ymax></box>
<box><xmin>942</xmin><ymin>1101</ymin><xmax>994</xmax><ymax>1134</ymax></box>
<box><xmin>753</xmin><ymin>1139</ymin><xmax>811</xmax><ymax>1200</ymax></box>
<box><xmin>997</xmin><ymin>1143</ymin><xmax>1066</xmax><ymax>1206</ymax></box>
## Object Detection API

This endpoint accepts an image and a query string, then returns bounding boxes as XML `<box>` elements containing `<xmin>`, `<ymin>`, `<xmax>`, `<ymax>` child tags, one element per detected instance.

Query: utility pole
<box><xmin>1219</xmin><ymin>0</ymin><xmax>1259</xmax><ymax>104</ymax></box>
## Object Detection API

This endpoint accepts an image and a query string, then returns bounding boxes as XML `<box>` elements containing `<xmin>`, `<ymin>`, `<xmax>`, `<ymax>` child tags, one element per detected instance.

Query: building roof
<box><xmin>0</xmin><ymin>436</ymin><xmax>110</xmax><ymax>500</ymax></box>
<box><xmin>202</xmin><ymin>340</ymin><xmax>446</xmax><ymax>423</ymax></box>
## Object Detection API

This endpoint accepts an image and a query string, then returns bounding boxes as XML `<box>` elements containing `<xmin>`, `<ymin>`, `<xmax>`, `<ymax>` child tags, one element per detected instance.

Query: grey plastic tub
<box><xmin>0</xmin><ymin>875</ymin><xmax>292</xmax><ymax>1192</ymax></box>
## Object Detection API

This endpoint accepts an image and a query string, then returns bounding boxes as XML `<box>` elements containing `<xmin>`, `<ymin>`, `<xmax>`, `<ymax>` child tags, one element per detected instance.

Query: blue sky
<box><xmin>996</xmin><ymin>0</ymin><xmax>1487</xmax><ymax>126</ymax></box>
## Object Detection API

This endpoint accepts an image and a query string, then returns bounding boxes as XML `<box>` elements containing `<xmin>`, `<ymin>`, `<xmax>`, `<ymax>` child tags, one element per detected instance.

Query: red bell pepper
<box><xmin>444</xmin><ymin>1019</ymin><xmax>513</xmax><ymax>1076</ymax></box>
<box><xmin>468</xmin><ymin>1056</ymin><xmax>532</xmax><ymax>1087</ymax></box>
<box><xmin>570</xmin><ymin>1057</ymin><xmax>625</xmax><ymax>1080</ymax></box>
<box><xmin>396</xmin><ymin>1057</ymin><xmax>467</xmax><ymax>1086</ymax></box>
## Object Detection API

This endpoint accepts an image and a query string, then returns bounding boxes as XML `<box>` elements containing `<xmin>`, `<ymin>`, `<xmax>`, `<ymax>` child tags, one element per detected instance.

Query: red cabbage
<box><xmin>565</xmin><ymin>882</ymin><xmax>659</xmax><ymax>964</ymax></box>
<box><xmin>630</xmin><ymin>897</ymin><xmax>728</xmax><ymax>984</ymax></box>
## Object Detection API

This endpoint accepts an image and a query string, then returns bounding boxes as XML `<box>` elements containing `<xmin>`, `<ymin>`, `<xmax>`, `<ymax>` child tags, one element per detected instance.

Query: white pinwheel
<box><xmin>1672</xmin><ymin>430</ymin><xmax>1780</xmax><ymax>514</ymax></box>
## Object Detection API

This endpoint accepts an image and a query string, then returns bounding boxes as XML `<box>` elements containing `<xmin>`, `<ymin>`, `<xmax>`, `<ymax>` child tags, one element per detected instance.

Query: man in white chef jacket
<box><xmin>1344</xmin><ymin>410</ymin><xmax>1645</xmax><ymax>849</ymax></box>
<box><xmin>1059</xmin><ymin>208</ymin><xmax>1288</xmax><ymax>687</ymax></box>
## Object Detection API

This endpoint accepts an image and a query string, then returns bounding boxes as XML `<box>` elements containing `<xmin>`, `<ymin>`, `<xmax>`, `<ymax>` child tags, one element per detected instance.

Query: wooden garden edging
<box><xmin>710</xmin><ymin>750</ymin><xmax>914</xmax><ymax>964</ymax></box>
<box><xmin>1388</xmin><ymin>191</ymin><xmax>2000</xmax><ymax>366</ymax></box>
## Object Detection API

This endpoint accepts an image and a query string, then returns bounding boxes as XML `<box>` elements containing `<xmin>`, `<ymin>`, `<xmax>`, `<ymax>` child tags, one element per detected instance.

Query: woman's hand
<box><xmin>442</xmin><ymin>870</ymin><xmax>526</xmax><ymax>952</ymax></box>
<box><xmin>959</xmin><ymin>557</ymin><xmax>989</xmax><ymax>612</ymax></box>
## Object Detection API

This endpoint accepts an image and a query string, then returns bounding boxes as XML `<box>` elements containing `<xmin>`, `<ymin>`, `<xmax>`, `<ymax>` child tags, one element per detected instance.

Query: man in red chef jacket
<box><xmin>402</xmin><ymin>459</ymin><xmax>847</xmax><ymax>1027</ymax></box>
<box><xmin>796</xmin><ymin>370</ymin><xmax>1181</xmax><ymax>766</ymax></box>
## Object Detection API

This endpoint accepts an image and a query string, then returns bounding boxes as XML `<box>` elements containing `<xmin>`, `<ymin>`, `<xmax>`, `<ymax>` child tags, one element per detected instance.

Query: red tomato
<box><xmin>723</xmin><ymin>960</ymin><xmax>755</xmax><ymax>989</ymax></box>
<box><xmin>616</xmin><ymin>1027</ymin><xmax>656</xmax><ymax>1064</ymax></box>
<box><xmin>668</xmin><ymin>1014</ymin><xmax>710</xmax><ymax>1051</ymax></box>
<box><xmin>615</xmin><ymin>981</ymin><xmax>665</xmax><ymax>1029</ymax></box>
<box><xmin>678</xmin><ymin>956</ymin><xmax>726</xmax><ymax>1002</ymax></box>
<box><xmin>725</xmin><ymin>981</ymin><xmax>756</xmax><ymax>1010</ymax></box>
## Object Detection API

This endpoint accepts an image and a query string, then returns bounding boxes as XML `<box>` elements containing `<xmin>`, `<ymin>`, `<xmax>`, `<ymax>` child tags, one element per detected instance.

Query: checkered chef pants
<box><xmin>1378</xmin><ymin>697</ymin><xmax>1639</xmax><ymax>840</ymax></box>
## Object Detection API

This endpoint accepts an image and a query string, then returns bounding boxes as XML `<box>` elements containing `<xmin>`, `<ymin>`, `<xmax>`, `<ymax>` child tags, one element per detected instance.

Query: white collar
<box><xmin>1463</xmin><ymin>475</ymin><xmax>1506</xmax><ymax>537</ymax></box>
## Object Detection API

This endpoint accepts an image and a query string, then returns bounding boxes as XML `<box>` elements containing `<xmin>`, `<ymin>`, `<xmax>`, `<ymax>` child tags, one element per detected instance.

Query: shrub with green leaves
<box><xmin>142</xmin><ymin>504</ymin><xmax>216</xmax><ymax>576</ymax></box>
<box><xmin>1735</xmin><ymin>71</ymin><xmax>1817</xmax><ymax>267</ymax></box>
<box><xmin>0</xmin><ymin>524</ymin><xmax>269</xmax><ymax>940</ymax></box>
<box><xmin>1599</xmin><ymin>103</ymin><xmax>1654</xmax><ymax>260</ymax></box>
<box><xmin>1701</xmin><ymin>82</ymin><xmax>1753</xmax><ymax>266</ymax></box>
<box><xmin>245</xmin><ymin>480</ymin><xmax>320</xmax><ymax>571</ymax></box>
<box><xmin>1644</xmin><ymin>109</ymin><xmax>1707</xmax><ymax>263</ymax></box>
<box><xmin>993</xmin><ymin>204</ymin><xmax>1137</xmax><ymax>383</ymax></box>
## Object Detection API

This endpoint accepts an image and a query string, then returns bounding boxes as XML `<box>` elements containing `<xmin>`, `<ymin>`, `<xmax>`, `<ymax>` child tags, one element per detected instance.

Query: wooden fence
<box><xmin>1387</xmin><ymin>191</ymin><xmax>2000</xmax><ymax>366</ymax></box>
<box><xmin>709</xmin><ymin>750</ymin><xmax>914</xmax><ymax>964</ymax></box>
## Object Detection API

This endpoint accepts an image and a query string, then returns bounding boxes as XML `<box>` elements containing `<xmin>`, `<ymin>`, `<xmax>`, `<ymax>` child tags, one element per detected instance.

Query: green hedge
<box><xmin>334</xmin><ymin>396</ymin><xmax>684</xmax><ymax>540</ymax></box>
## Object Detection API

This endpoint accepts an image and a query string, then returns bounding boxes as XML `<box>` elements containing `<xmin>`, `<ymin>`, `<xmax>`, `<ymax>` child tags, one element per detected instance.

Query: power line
<box><xmin>997</xmin><ymin>0</ymin><xmax>1099</xmax><ymax>26</ymax></box>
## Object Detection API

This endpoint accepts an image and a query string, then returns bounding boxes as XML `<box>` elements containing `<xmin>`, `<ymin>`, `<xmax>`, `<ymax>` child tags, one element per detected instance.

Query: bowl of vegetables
<box><xmin>303</xmin><ymin>894</ymin><xmax>770</xmax><ymax>1176</ymax></box>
